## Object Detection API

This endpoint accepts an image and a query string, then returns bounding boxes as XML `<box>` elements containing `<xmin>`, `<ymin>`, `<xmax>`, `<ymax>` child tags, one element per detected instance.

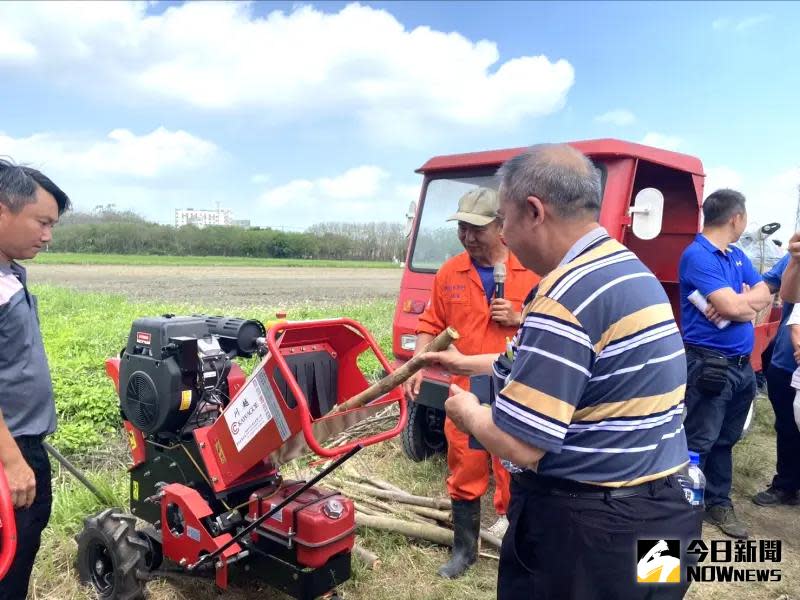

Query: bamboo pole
<box><xmin>403</xmin><ymin>504</ymin><xmax>452</xmax><ymax>523</ymax></box>
<box><xmin>357</xmin><ymin>476</ymin><xmax>408</xmax><ymax>495</ymax></box>
<box><xmin>333</xmin><ymin>327</ymin><xmax>460</xmax><ymax>413</ymax></box>
<box><xmin>353</xmin><ymin>502</ymin><xmax>380</xmax><ymax>516</ymax></box>
<box><xmin>344</xmin><ymin>481</ymin><xmax>452</xmax><ymax>510</ymax></box>
<box><xmin>355</xmin><ymin>513</ymin><xmax>454</xmax><ymax>547</ymax></box>
<box><xmin>350</xmin><ymin>493</ymin><xmax>438</xmax><ymax>526</ymax></box>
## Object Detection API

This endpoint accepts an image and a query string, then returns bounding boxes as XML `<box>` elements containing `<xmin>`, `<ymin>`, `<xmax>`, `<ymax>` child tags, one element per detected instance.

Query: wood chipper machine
<box><xmin>75</xmin><ymin>314</ymin><xmax>450</xmax><ymax>599</ymax></box>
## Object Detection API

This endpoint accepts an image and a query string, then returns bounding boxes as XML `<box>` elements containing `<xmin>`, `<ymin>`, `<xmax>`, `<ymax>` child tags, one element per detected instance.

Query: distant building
<box><xmin>175</xmin><ymin>208</ymin><xmax>233</xmax><ymax>228</ymax></box>
<box><xmin>232</xmin><ymin>219</ymin><xmax>251</xmax><ymax>229</ymax></box>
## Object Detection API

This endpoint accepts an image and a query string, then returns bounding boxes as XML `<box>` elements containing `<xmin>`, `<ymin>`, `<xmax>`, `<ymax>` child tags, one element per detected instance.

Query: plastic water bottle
<box><xmin>677</xmin><ymin>451</ymin><xmax>706</xmax><ymax>508</ymax></box>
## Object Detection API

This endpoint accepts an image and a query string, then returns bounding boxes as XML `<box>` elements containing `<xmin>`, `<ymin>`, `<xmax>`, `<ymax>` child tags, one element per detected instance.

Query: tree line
<box><xmin>52</xmin><ymin>209</ymin><xmax>408</xmax><ymax>262</ymax></box>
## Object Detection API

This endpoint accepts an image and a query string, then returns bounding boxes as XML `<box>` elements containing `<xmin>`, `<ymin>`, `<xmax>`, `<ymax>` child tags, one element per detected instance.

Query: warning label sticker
<box><xmin>224</xmin><ymin>372</ymin><xmax>274</xmax><ymax>451</ymax></box>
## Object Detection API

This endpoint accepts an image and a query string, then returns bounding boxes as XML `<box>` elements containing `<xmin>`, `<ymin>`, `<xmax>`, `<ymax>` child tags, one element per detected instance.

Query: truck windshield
<box><xmin>409</xmin><ymin>173</ymin><xmax>498</xmax><ymax>272</ymax></box>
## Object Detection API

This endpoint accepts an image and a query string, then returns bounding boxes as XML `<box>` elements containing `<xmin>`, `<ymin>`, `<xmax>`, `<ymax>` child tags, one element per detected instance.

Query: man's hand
<box><xmin>420</xmin><ymin>345</ymin><xmax>469</xmax><ymax>375</ymax></box>
<box><xmin>444</xmin><ymin>383</ymin><xmax>481</xmax><ymax>434</ymax></box>
<box><xmin>791</xmin><ymin>326</ymin><xmax>800</xmax><ymax>364</ymax></box>
<box><xmin>704</xmin><ymin>303</ymin><xmax>724</xmax><ymax>326</ymax></box>
<box><xmin>4</xmin><ymin>453</ymin><xmax>35</xmax><ymax>509</ymax></box>
<box><xmin>403</xmin><ymin>371</ymin><xmax>424</xmax><ymax>401</ymax></box>
<box><xmin>788</xmin><ymin>232</ymin><xmax>800</xmax><ymax>263</ymax></box>
<box><xmin>490</xmin><ymin>298</ymin><xmax>521</xmax><ymax>328</ymax></box>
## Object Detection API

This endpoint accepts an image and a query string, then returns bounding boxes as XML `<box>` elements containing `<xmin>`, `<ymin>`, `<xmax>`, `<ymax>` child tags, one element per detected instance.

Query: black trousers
<box><xmin>683</xmin><ymin>349</ymin><xmax>755</xmax><ymax>508</ymax></box>
<box><xmin>0</xmin><ymin>437</ymin><xmax>52</xmax><ymax>600</ymax></box>
<box><xmin>498</xmin><ymin>476</ymin><xmax>702</xmax><ymax>600</ymax></box>
<box><xmin>766</xmin><ymin>365</ymin><xmax>800</xmax><ymax>492</ymax></box>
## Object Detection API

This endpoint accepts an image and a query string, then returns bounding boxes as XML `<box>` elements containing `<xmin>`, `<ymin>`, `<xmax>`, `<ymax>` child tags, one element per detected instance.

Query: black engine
<box><xmin>118</xmin><ymin>315</ymin><xmax>265</xmax><ymax>436</ymax></box>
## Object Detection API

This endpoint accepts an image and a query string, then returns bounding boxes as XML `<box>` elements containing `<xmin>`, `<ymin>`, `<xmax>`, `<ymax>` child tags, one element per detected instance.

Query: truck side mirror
<box><xmin>629</xmin><ymin>188</ymin><xmax>664</xmax><ymax>240</ymax></box>
<box><xmin>760</xmin><ymin>222</ymin><xmax>780</xmax><ymax>238</ymax></box>
<box><xmin>404</xmin><ymin>201</ymin><xmax>417</xmax><ymax>238</ymax></box>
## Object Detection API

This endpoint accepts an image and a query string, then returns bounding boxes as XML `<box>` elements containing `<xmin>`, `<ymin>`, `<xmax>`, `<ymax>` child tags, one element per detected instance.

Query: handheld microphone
<box><xmin>493</xmin><ymin>263</ymin><xmax>506</xmax><ymax>300</ymax></box>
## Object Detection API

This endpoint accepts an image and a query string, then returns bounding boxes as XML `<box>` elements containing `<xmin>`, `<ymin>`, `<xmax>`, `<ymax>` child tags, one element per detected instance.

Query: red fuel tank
<box><xmin>249</xmin><ymin>481</ymin><xmax>355</xmax><ymax>568</ymax></box>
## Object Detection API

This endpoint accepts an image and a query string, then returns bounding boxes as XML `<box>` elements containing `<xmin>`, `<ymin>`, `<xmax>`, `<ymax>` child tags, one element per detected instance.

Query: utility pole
<box><xmin>796</xmin><ymin>180</ymin><xmax>800</xmax><ymax>232</ymax></box>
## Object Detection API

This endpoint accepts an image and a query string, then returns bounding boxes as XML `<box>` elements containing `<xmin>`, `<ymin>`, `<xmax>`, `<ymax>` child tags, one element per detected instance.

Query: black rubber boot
<box><xmin>437</xmin><ymin>499</ymin><xmax>481</xmax><ymax>579</ymax></box>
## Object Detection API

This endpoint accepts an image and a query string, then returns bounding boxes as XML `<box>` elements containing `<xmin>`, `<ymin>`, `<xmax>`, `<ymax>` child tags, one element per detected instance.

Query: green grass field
<box><xmin>31</xmin><ymin>252</ymin><xmax>399</xmax><ymax>269</ymax></box>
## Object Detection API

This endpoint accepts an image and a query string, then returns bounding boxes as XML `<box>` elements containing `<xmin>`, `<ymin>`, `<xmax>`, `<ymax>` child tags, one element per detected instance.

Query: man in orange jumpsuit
<box><xmin>404</xmin><ymin>187</ymin><xmax>538</xmax><ymax>578</ymax></box>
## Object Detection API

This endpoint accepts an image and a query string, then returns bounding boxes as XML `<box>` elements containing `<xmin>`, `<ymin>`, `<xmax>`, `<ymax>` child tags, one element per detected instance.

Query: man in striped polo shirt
<box><xmin>424</xmin><ymin>144</ymin><xmax>701</xmax><ymax>599</ymax></box>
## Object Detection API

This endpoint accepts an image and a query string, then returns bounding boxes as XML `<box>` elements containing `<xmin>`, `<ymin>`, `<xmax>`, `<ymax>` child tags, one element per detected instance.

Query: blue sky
<box><xmin>1</xmin><ymin>1</ymin><xmax>799</xmax><ymax>237</ymax></box>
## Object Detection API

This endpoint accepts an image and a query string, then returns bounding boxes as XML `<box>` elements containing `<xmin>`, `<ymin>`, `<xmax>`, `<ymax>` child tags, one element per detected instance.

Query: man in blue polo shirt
<box><xmin>679</xmin><ymin>189</ymin><xmax>772</xmax><ymax>539</ymax></box>
<box><xmin>752</xmin><ymin>242</ymin><xmax>800</xmax><ymax>507</ymax></box>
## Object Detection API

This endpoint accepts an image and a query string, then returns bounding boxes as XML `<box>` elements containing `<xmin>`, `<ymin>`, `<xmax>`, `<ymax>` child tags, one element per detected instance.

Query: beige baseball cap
<box><xmin>446</xmin><ymin>187</ymin><xmax>499</xmax><ymax>226</ymax></box>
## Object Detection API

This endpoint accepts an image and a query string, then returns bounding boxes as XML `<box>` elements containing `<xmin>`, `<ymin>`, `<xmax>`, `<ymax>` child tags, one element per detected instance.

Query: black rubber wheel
<box><xmin>76</xmin><ymin>508</ymin><xmax>149</xmax><ymax>600</ymax></box>
<box><xmin>401</xmin><ymin>401</ymin><xmax>446</xmax><ymax>462</ymax></box>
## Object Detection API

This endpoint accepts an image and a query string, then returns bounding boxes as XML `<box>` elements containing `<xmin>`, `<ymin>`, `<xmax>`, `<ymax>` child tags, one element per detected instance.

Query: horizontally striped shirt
<box><xmin>491</xmin><ymin>227</ymin><xmax>689</xmax><ymax>487</ymax></box>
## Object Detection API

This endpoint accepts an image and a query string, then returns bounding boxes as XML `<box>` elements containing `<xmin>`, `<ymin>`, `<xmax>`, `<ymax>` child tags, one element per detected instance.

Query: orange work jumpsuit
<box><xmin>416</xmin><ymin>251</ymin><xmax>538</xmax><ymax>514</ymax></box>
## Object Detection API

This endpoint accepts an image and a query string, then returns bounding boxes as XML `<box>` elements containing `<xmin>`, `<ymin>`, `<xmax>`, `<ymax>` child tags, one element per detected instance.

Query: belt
<box><xmin>512</xmin><ymin>471</ymin><xmax>665</xmax><ymax>499</ymax></box>
<box><xmin>686</xmin><ymin>344</ymin><xmax>750</xmax><ymax>369</ymax></box>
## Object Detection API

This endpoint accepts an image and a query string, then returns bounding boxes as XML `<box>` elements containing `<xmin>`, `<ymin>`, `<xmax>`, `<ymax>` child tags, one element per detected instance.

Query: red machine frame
<box><xmin>0</xmin><ymin>463</ymin><xmax>16</xmax><ymax>581</ymax></box>
<box><xmin>102</xmin><ymin>317</ymin><xmax>406</xmax><ymax>595</ymax></box>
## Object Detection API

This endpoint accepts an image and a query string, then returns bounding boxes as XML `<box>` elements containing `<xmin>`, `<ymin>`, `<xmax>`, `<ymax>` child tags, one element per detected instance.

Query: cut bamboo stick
<box><xmin>353</xmin><ymin>544</ymin><xmax>381</xmax><ymax>570</ymax></box>
<box><xmin>479</xmin><ymin>552</ymin><xmax>500</xmax><ymax>562</ymax></box>
<box><xmin>479</xmin><ymin>530</ymin><xmax>503</xmax><ymax>549</ymax></box>
<box><xmin>333</xmin><ymin>326</ymin><xmax>460</xmax><ymax>413</ymax></box>
<box><xmin>355</xmin><ymin>513</ymin><xmax>454</xmax><ymax>547</ymax></box>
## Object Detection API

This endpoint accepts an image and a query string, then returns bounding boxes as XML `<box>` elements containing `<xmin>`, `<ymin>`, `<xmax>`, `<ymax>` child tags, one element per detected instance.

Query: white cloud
<box><xmin>257</xmin><ymin>165</ymin><xmax>412</xmax><ymax>226</ymax></box>
<box><xmin>748</xmin><ymin>167</ymin><xmax>800</xmax><ymax>243</ymax></box>
<box><xmin>0</xmin><ymin>2</ymin><xmax>574</xmax><ymax>141</ymax></box>
<box><xmin>318</xmin><ymin>166</ymin><xmax>388</xmax><ymax>199</ymax></box>
<box><xmin>712</xmin><ymin>14</ymin><xmax>772</xmax><ymax>32</ymax></box>
<box><xmin>594</xmin><ymin>109</ymin><xmax>636</xmax><ymax>126</ymax></box>
<box><xmin>640</xmin><ymin>132</ymin><xmax>682</xmax><ymax>152</ymax></box>
<box><xmin>700</xmin><ymin>165</ymin><xmax>800</xmax><ymax>243</ymax></box>
<box><xmin>0</xmin><ymin>127</ymin><xmax>217</xmax><ymax>178</ymax></box>
<box><xmin>703</xmin><ymin>166</ymin><xmax>743</xmax><ymax>198</ymax></box>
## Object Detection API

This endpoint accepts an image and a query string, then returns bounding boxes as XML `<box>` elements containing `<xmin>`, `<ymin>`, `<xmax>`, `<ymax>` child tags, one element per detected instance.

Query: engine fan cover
<box><xmin>124</xmin><ymin>371</ymin><xmax>160</xmax><ymax>432</ymax></box>
<box><xmin>119</xmin><ymin>355</ymin><xmax>194</xmax><ymax>435</ymax></box>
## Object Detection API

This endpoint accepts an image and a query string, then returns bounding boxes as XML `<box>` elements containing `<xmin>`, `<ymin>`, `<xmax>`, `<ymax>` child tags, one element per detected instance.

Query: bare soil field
<box><xmin>26</xmin><ymin>263</ymin><xmax>403</xmax><ymax>307</ymax></box>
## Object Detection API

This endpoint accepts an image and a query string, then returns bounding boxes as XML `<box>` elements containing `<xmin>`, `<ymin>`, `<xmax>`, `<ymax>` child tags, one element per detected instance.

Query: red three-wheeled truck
<box><xmin>393</xmin><ymin>139</ymin><xmax>782</xmax><ymax>460</ymax></box>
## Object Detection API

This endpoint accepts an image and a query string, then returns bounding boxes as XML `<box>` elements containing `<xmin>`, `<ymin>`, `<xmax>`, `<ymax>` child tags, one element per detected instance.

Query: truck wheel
<box><xmin>401</xmin><ymin>402</ymin><xmax>446</xmax><ymax>462</ymax></box>
<box><xmin>76</xmin><ymin>509</ymin><xmax>149</xmax><ymax>600</ymax></box>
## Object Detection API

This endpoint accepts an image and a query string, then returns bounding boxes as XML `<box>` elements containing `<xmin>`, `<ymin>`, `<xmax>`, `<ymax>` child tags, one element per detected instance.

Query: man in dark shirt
<box><xmin>0</xmin><ymin>159</ymin><xmax>70</xmax><ymax>597</ymax></box>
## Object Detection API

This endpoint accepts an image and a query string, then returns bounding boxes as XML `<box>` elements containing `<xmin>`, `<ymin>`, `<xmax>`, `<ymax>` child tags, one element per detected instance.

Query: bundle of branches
<box><xmin>295</xmin><ymin>416</ymin><xmax>504</xmax><ymax>566</ymax></box>
<box><xmin>321</xmin><ymin>404</ymin><xmax>401</xmax><ymax>450</ymax></box>
<box><xmin>329</xmin><ymin>474</ymin><xmax>502</xmax><ymax>566</ymax></box>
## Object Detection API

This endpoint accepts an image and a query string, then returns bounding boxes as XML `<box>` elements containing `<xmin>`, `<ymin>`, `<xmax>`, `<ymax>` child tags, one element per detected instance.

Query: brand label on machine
<box><xmin>258</xmin><ymin>371</ymin><xmax>291</xmax><ymax>442</ymax></box>
<box><xmin>224</xmin><ymin>370</ymin><xmax>275</xmax><ymax>451</ymax></box>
